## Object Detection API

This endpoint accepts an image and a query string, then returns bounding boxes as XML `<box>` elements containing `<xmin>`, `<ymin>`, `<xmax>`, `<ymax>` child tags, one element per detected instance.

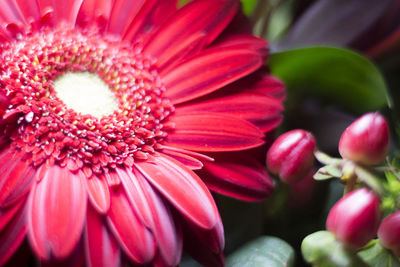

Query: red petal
<box><xmin>36</xmin><ymin>0</ymin><xmax>83</xmax><ymax>27</ymax></box>
<box><xmin>166</xmin><ymin>113</ymin><xmax>264</xmax><ymax>152</ymax></box>
<box><xmin>123</xmin><ymin>0</ymin><xmax>177</xmax><ymax>44</ymax></box>
<box><xmin>76</xmin><ymin>0</ymin><xmax>112</xmax><ymax>29</ymax></box>
<box><xmin>134</xmin><ymin>154</ymin><xmax>219</xmax><ymax>229</ymax></box>
<box><xmin>161</xmin><ymin>149</ymin><xmax>203</xmax><ymax>170</ymax></box>
<box><xmin>106</xmin><ymin>187</ymin><xmax>155</xmax><ymax>264</ymax></box>
<box><xmin>85</xmin><ymin>175</ymin><xmax>110</xmax><ymax>214</ymax></box>
<box><xmin>0</xmin><ymin>198</ymin><xmax>25</xmax><ymax>230</ymax></box>
<box><xmin>27</xmin><ymin>166</ymin><xmax>87</xmax><ymax>260</ymax></box>
<box><xmin>0</xmin><ymin>0</ymin><xmax>28</xmax><ymax>38</ymax></box>
<box><xmin>200</xmin><ymin>159</ymin><xmax>274</xmax><ymax>201</ymax></box>
<box><xmin>0</xmin><ymin>201</ymin><xmax>27</xmax><ymax>266</ymax></box>
<box><xmin>161</xmin><ymin>145</ymin><xmax>215</xmax><ymax>162</ymax></box>
<box><xmin>85</xmin><ymin>205</ymin><xmax>120</xmax><ymax>267</ymax></box>
<box><xmin>213</xmin><ymin>34</ymin><xmax>269</xmax><ymax>58</ymax></box>
<box><xmin>118</xmin><ymin>167</ymin><xmax>182</xmax><ymax>266</ymax></box>
<box><xmin>15</xmin><ymin>0</ymin><xmax>40</xmax><ymax>29</ymax></box>
<box><xmin>143</xmin><ymin>0</ymin><xmax>238</xmax><ymax>69</ymax></box>
<box><xmin>106</xmin><ymin>0</ymin><xmax>145</xmax><ymax>36</ymax></box>
<box><xmin>229</xmin><ymin>70</ymin><xmax>286</xmax><ymax>101</ymax></box>
<box><xmin>0</xmin><ymin>150</ymin><xmax>35</xmax><ymax>208</ymax></box>
<box><xmin>162</xmin><ymin>48</ymin><xmax>262</xmax><ymax>105</ymax></box>
<box><xmin>181</xmin><ymin>217</ymin><xmax>225</xmax><ymax>267</ymax></box>
<box><xmin>175</xmin><ymin>93</ymin><xmax>283</xmax><ymax>133</ymax></box>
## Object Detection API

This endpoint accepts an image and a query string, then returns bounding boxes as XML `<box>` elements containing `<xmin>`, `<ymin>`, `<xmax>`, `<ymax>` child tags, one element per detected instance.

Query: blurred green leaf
<box><xmin>358</xmin><ymin>240</ymin><xmax>400</xmax><ymax>267</ymax></box>
<box><xmin>178</xmin><ymin>0</ymin><xmax>191</xmax><ymax>7</ymax></box>
<box><xmin>241</xmin><ymin>0</ymin><xmax>257</xmax><ymax>16</ymax></box>
<box><xmin>269</xmin><ymin>46</ymin><xmax>390</xmax><ymax>113</ymax></box>
<box><xmin>226</xmin><ymin>236</ymin><xmax>295</xmax><ymax>267</ymax></box>
<box><xmin>302</xmin><ymin>231</ymin><xmax>368</xmax><ymax>267</ymax></box>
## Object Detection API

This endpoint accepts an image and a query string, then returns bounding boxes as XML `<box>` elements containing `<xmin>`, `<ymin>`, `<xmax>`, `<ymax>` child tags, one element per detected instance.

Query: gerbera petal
<box><xmin>106</xmin><ymin>187</ymin><xmax>156</xmax><ymax>264</ymax></box>
<box><xmin>161</xmin><ymin>149</ymin><xmax>204</xmax><ymax>170</ymax></box>
<box><xmin>166</xmin><ymin>113</ymin><xmax>264</xmax><ymax>152</ymax></box>
<box><xmin>213</xmin><ymin>34</ymin><xmax>269</xmax><ymax>58</ymax></box>
<box><xmin>118</xmin><ymin>167</ymin><xmax>182</xmax><ymax>266</ymax></box>
<box><xmin>15</xmin><ymin>0</ymin><xmax>40</xmax><ymax>29</ymax></box>
<box><xmin>0</xmin><ymin>198</ymin><xmax>25</xmax><ymax>230</ymax></box>
<box><xmin>229</xmin><ymin>70</ymin><xmax>286</xmax><ymax>101</ymax></box>
<box><xmin>162</xmin><ymin>48</ymin><xmax>263</xmax><ymax>105</ymax></box>
<box><xmin>85</xmin><ymin>174</ymin><xmax>110</xmax><ymax>214</ymax></box>
<box><xmin>0</xmin><ymin>202</ymin><xmax>27</xmax><ymax>266</ymax></box>
<box><xmin>0</xmin><ymin>0</ymin><xmax>27</xmax><ymax>38</ymax></box>
<box><xmin>0</xmin><ymin>150</ymin><xmax>35</xmax><ymax>208</ymax></box>
<box><xmin>85</xmin><ymin>205</ymin><xmax>120</xmax><ymax>267</ymax></box>
<box><xmin>200</xmin><ymin>159</ymin><xmax>274</xmax><ymax>201</ymax></box>
<box><xmin>27</xmin><ymin>165</ymin><xmax>87</xmax><ymax>260</ymax></box>
<box><xmin>36</xmin><ymin>0</ymin><xmax>83</xmax><ymax>27</ymax></box>
<box><xmin>143</xmin><ymin>0</ymin><xmax>238</xmax><ymax>69</ymax></box>
<box><xmin>181</xmin><ymin>217</ymin><xmax>225</xmax><ymax>267</ymax></box>
<box><xmin>106</xmin><ymin>0</ymin><xmax>146</xmax><ymax>36</ymax></box>
<box><xmin>122</xmin><ymin>0</ymin><xmax>177</xmax><ymax>44</ymax></box>
<box><xmin>134</xmin><ymin>154</ymin><xmax>219</xmax><ymax>229</ymax></box>
<box><xmin>76</xmin><ymin>0</ymin><xmax>112</xmax><ymax>29</ymax></box>
<box><xmin>175</xmin><ymin>93</ymin><xmax>283</xmax><ymax>133</ymax></box>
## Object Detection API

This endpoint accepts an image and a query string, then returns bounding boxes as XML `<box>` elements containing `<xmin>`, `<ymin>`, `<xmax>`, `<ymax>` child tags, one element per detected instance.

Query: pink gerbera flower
<box><xmin>0</xmin><ymin>0</ymin><xmax>284</xmax><ymax>266</ymax></box>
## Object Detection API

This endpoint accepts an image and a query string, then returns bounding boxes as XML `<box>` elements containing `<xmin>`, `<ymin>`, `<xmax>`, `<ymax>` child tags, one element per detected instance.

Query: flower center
<box><xmin>0</xmin><ymin>28</ymin><xmax>174</xmax><ymax>175</ymax></box>
<box><xmin>53</xmin><ymin>72</ymin><xmax>118</xmax><ymax>118</ymax></box>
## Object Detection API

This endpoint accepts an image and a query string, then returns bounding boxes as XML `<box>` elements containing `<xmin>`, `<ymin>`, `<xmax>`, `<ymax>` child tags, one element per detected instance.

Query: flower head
<box><xmin>339</xmin><ymin>112</ymin><xmax>389</xmax><ymax>165</ymax></box>
<box><xmin>0</xmin><ymin>0</ymin><xmax>284</xmax><ymax>266</ymax></box>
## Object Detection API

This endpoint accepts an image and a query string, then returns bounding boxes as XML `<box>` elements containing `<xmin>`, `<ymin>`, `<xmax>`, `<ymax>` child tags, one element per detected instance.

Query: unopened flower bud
<box><xmin>266</xmin><ymin>129</ymin><xmax>316</xmax><ymax>184</ymax></box>
<box><xmin>326</xmin><ymin>188</ymin><xmax>381</xmax><ymax>249</ymax></box>
<box><xmin>339</xmin><ymin>113</ymin><xmax>389</xmax><ymax>165</ymax></box>
<box><xmin>378</xmin><ymin>212</ymin><xmax>400</xmax><ymax>257</ymax></box>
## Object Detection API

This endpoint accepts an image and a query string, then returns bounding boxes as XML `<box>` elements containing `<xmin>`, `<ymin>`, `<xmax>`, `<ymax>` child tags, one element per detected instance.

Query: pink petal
<box><xmin>0</xmin><ymin>0</ymin><xmax>27</xmax><ymax>39</ymax></box>
<box><xmin>161</xmin><ymin>149</ymin><xmax>203</xmax><ymax>170</ymax></box>
<box><xmin>123</xmin><ymin>0</ymin><xmax>177</xmax><ymax>44</ymax></box>
<box><xmin>36</xmin><ymin>0</ymin><xmax>83</xmax><ymax>27</ymax></box>
<box><xmin>0</xmin><ymin>201</ymin><xmax>27</xmax><ymax>266</ymax></box>
<box><xmin>228</xmin><ymin>70</ymin><xmax>286</xmax><ymax>101</ymax></box>
<box><xmin>213</xmin><ymin>34</ymin><xmax>269</xmax><ymax>58</ymax></box>
<box><xmin>85</xmin><ymin>175</ymin><xmax>110</xmax><ymax>214</ymax></box>
<box><xmin>161</xmin><ymin>145</ymin><xmax>215</xmax><ymax>162</ymax></box>
<box><xmin>181</xmin><ymin>217</ymin><xmax>225</xmax><ymax>267</ymax></box>
<box><xmin>106</xmin><ymin>187</ymin><xmax>155</xmax><ymax>264</ymax></box>
<box><xmin>115</xmin><ymin>167</ymin><xmax>182</xmax><ymax>266</ymax></box>
<box><xmin>200</xmin><ymin>159</ymin><xmax>274</xmax><ymax>201</ymax></box>
<box><xmin>175</xmin><ymin>93</ymin><xmax>283</xmax><ymax>133</ymax></box>
<box><xmin>0</xmin><ymin>198</ymin><xmax>25</xmax><ymax>230</ymax></box>
<box><xmin>0</xmin><ymin>150</ymin><xmax>35</xmax><ymax>208</ymax></box>
<box><xmin>162</xmin><ymin>48</ymin><xmax>262</xmax><ymax>105</ymax></box>
<box><xmin>85</xmin><ymin>205</ymin><xmax>120</xmax><ymax>267</ymax></box>
<box><xmin>27</xmin><ymin>165</ymin><xmax>87</xmax><ymax>260</ymax></box>
<box><xmin>106</xmin><ymin>0</ymin><xmax>145</xmax><ymax>36</ymax></box>
<box><xmin>76</xmin><ymin>0</ymin><xmax>112</xmax><ymax>29</ymax></box>
<box><xmin>134</xmin><ymin>154</ymin><xmax>219</xmax><ymax>230</ymax></box>
<box><xmin>166</xmin><ymin>113</ymin><xmax>264</xmax><ymax>152</ymax></box>
<box><xmin>15</xmin><ymin>0</ymin><xmax>40</xmax><ymax>29</ymax></box>
<box><xmin>143</xmin><ymin>0</ymin><xmax>238</xmax><ymax>69</ymax></box>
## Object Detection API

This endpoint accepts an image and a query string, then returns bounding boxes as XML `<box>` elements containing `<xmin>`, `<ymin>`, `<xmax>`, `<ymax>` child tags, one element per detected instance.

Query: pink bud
<box><xmin>266</xmin><ymin>129</ymin><xmax>316</xmax><ymax>184</ymax></box>
<box><xmin>378</xmin><ymin>212</ymin><xmax>400</xmax><ymax>257</ymax></box>
<box><xmin>326</xmin><ymin>188</ymin><xmax>381</xmax><ymax>249</ymax></box>
<box><xmin>339</xmin><ymin>113</ymin><xmax>389</xmax><ymax>165</ymax></box>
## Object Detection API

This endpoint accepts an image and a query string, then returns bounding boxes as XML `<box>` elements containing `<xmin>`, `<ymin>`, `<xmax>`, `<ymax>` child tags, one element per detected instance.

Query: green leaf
<box><xmin>241</xmin><ymin>0</ymin><xmax>258</xmax><ymax>16</ymax></box>
<box><xmin>358</xmin><ymin>240</ymin><xmax>400</xmax><ymax>267</ymax></box>
<box><xmin>269</xmin><ymin>46</ymin><xmax>390</xmax><ymax>113</ymax></box>
<box><xmin>226</xmin><ymin>236</ymin><xmax>295</xmax><ymax>267</ymax></box>
<box><xmin>302</xmin><ymin>231</ymin><xmax>368</xmax><ymax>267</ymax></box>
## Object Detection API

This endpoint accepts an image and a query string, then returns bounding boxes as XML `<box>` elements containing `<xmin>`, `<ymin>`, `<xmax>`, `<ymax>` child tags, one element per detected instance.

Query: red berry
<box><xmin>266</xmin><ymin>129</ymin><xmax>316</xmax><ymax>184</ymax></box>
<box><xmin>339</xmin><ymin>113</ymin><xmax>389</xmax><ymax>165</ymax></box>
<box><xmin>326</xmin><ymin>188</ymin><xmax>381</xmax><ymax>249</ymax></box>
<box><xmin>378</xmin><ymin>212</ymin><xmax>400</xmax><ymax>257</ymax></box>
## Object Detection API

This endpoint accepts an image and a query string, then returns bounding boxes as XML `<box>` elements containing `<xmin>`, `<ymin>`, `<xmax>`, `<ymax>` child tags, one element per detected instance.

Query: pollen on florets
<box><xmin>0</xmin><ymin>27</ymin><xmax>174</xmax><ymax>176</ymax></box>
